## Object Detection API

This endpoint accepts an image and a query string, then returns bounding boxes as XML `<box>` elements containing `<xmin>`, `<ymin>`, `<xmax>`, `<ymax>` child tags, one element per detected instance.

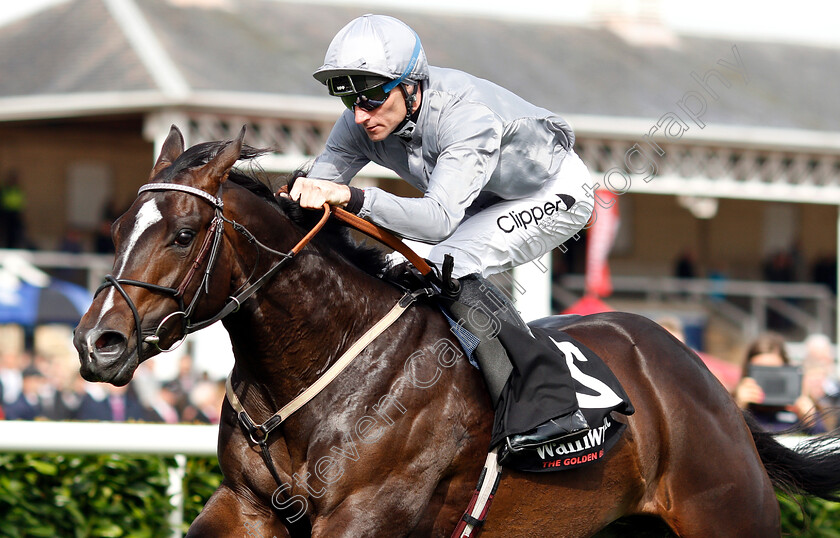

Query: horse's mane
<box><xmin>163</xmin><ymin>140</ymin><xmax>390</xmax><ymax>278</ymax></box>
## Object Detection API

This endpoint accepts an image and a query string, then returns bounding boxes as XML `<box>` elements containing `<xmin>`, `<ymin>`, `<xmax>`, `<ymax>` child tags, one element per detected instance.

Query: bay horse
<box><xmin>74</xmin><ymin>126</ymin><xmax>840</xmax><ymax>537</ymax></box>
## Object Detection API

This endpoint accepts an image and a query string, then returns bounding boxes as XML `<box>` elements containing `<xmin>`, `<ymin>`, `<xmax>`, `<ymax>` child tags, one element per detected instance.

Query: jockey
<box><xmin>290</xmin><ymin>14</ymin><xmax>595</xmax><ymax>455</ymax></box>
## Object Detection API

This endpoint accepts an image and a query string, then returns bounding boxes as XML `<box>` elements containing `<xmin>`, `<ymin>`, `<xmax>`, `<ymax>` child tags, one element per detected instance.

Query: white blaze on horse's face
<box><xmin>96</xmin><ymin>199</ymin><xmax>163</xmax><ymax>325</ymax></box>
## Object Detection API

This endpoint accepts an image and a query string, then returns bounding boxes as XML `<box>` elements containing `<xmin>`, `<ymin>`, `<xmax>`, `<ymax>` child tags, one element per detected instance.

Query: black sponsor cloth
<box><xmin>491</xmin><ymin>323</ymin><xmax>634</xmax><ymax>472</ymax></box>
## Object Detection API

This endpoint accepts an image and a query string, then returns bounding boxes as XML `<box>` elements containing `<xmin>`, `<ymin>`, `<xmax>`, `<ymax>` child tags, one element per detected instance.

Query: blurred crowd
<box><xmin>732</xmin><ymin>332</ymin><xmax>839</xmax><ymax>433</ymax></box>
<box><xmin>0</xmin><ymin>352</ymin><xmax>224</xmax><ymax>424</ymax></box>
<box><xmin>1</xmin><ymin>324</ymin><xmax>838</xmax><ymax>438</ymax></box>
<box><xmin>659</xmin><ymin>315</ymin><xmax>840</xmax><ymax>434</ymax></box>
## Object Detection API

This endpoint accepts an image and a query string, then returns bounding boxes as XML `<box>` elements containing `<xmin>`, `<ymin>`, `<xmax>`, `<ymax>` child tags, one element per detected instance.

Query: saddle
<box><xmin>383</xmin><ymin>259</ymin><xmax>634</xmax><ymax>472</ymax></box>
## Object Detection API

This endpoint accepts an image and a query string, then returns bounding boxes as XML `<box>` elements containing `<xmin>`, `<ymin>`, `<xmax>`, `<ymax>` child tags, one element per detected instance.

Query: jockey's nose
<box><xmin>354</xmin><ymin>106</ymin><xmax>371</xmax><ymax>124</ymax></box>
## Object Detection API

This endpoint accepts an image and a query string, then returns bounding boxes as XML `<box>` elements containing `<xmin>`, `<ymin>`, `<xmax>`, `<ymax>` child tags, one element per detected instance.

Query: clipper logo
<box><xmin>496</xmin><ymin>194</ymin><xmax>577</xmax><ymax>233</ymax></box>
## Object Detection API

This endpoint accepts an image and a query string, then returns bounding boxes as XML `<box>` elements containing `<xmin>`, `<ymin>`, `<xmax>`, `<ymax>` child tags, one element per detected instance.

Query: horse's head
<box><xmin>74</xmin><ymin>125</ymin><xmax>246</xmax><ymax>385</ymax></box>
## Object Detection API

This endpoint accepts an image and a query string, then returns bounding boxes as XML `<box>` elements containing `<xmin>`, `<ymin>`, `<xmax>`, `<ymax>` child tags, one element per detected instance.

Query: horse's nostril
<box><xmin>95</xmin><ymin>331</ymin><xmax>127</xmax><ymax>353</ymax></box>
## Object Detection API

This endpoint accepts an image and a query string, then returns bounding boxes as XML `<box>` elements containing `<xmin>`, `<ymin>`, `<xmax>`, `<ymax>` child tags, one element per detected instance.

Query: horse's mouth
<box><xmin>79</xmin><ymin>352</ymin><xmax>139</xmax><ymax>386</ymax></box>
<box><xmin>76</xmin><ymin>331</ymin><xmax>143</xmax><ymax>386</ymax></box>
<box><xmin>76</xmin><ymin>322</ymin><xmax>173</xmax><ymax>385</ymax></box>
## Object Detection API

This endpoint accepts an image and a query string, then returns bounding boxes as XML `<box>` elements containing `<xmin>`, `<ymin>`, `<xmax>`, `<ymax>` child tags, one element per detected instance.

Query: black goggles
<box><xmin>339</xmin><ymin>86</ymin><xmax>391</xmax><ymax>111</ymax></box>
<box><xmin>328</xmin><ymin>75</ymin><xmax>393</xmax><ymax>111</ymax></box>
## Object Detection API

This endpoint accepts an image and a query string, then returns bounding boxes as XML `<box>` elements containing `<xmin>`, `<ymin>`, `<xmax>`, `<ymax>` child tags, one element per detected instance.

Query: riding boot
<box><xmin>443</xmin><ymin>273</ymin><xmax>589</xmax><ymax>452</ymax></box>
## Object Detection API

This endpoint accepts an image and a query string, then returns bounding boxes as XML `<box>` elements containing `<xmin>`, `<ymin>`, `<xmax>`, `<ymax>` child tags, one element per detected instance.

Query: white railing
<box><xmin>0</xmin><ymin>421</ymin><xmax>218</xmax><ymax>538</ymax></box>
<box><xmin>0</xmin><ymin>421</ymin><xmax>217</xmax><ymax>454</ymax></box>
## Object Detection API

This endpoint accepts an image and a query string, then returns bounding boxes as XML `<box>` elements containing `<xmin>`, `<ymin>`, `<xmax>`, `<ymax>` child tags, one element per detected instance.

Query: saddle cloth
<box><xmin>494</xmin><ymin>323</ymin><xmax>634</xmax><ymax>472</ymax></box>
<box><xmin>443</xmin><ymin>313</ymin><xmax>635</xmax><ymax>472</ymax></box>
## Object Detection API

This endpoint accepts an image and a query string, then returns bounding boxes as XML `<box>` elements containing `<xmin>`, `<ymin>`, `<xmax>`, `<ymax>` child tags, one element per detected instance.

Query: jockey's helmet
<box><xmin>313</xmin><ymin>14</ymin><xmax>428</xmax><ymax>99</ymax></box>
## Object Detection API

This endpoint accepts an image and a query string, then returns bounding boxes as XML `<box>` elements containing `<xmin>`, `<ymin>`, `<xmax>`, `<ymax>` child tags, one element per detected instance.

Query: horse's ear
<box><xmin>149</xmin><ymin>125</ymin><xmax>185</xmax><ymax>180</ymax></box>
<box><xmin>199</xmin><ymin>126</ymin><xmax>245</xmax><ymax>186</ymax></box>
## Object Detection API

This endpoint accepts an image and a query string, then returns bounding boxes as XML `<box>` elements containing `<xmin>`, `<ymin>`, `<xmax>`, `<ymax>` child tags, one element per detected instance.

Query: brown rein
<box><xmin>291</xmin><ymin>202</ymin><xmax>332</xmax><ymax>255</ymax></box>
<box><xmin>332</xmin><ymin>206</ymin><xmax>433</xmax><ymax>276</ymax></box>
<box><xmin>275</xmin><ymin>184</ymin><xmax>434</xmax><ymax>276</ymax></box>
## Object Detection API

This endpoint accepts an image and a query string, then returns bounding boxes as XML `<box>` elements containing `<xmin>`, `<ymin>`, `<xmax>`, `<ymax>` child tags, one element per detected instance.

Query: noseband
<box><xmin>95</xmin><ymin>182</ymin><xmax>330</xmax><ymax>362</ymax></box>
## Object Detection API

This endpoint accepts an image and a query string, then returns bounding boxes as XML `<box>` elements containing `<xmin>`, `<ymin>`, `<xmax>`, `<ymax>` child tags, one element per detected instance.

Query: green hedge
<box><xmin>181</xmin><ymin>456</ymin><xmax>224</xmax><ymax>532</ymax></box>
<box><xmin>0</xmin><ymin>453</ymin><xmax>222</xmax><ymax>538</ymax></box>
<box><xmin>0</xmin><ymin>453</ymin><xmax>838</xmax><ymax>536</ymax></box>
<box><xmin>778</xmin><ymin>493</ymin><xmax>840</xmax><ymax>537</ymax></box>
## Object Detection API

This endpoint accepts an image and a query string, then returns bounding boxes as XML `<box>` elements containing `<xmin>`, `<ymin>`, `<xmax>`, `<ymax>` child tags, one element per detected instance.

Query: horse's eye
<box><xmin>174</xmin><ymin>230</ymin><xmax>195</xmax><ymax>247</ymax></box>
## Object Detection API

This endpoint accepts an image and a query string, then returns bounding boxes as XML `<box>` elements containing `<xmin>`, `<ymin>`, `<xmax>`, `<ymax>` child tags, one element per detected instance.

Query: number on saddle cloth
<box><xmin>491</xmin><ymin>325</ymin><xmax>635</xmax><ymax>473</ymax></box>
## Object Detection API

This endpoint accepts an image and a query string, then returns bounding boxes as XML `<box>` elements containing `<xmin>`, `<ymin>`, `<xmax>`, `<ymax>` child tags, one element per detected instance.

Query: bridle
<box><xmin>95</xmin><ymin>182</ymin><xmax>330</xmax><ymax>362</ymax></box>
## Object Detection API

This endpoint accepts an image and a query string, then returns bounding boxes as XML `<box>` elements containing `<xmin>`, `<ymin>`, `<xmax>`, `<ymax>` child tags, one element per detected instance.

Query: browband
<box><xmin>139</xmin><ymin>183</ymin><xmax>224</xmax><ymax>209</ymax></box>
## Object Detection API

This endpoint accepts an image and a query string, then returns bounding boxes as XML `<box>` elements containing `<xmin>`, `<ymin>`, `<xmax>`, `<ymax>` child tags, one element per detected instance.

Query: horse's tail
<box><xmin>745</xmin><ymin>410</ymin><xmax>840</xmax><ymax>501</ymax></box>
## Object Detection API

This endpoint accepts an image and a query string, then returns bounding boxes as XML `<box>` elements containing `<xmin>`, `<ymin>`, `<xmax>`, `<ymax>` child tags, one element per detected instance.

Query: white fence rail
<box><xmin>0</xmin><ymin>420</ymin><xmax>217</xmax><ymax>455</ymax></box>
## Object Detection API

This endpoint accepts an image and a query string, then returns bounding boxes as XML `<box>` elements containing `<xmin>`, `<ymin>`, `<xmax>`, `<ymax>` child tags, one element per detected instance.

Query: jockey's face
<box><xmin>353</xmin><ymin>85</ymin><xmax>418</xmax><ymax>142</ymax></box>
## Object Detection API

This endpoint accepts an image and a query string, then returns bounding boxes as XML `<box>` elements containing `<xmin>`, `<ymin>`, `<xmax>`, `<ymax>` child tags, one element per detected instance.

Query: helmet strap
<box><xmin>392</xmin><ymin>83</ymin><xmax>421</xmax><ymax>139</ymax></box>
<box><xmin>399</xmin><ymin>83</ymin><xmax>419</xmax><ymax>122</ymax></box>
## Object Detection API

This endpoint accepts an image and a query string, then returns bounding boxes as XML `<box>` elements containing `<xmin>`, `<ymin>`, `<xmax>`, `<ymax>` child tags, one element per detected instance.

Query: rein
<box><xmin>332</xmin><ymin>206</ymin><xmax>433</xmax><ymax>276</ymax></box>
<box><xmin>274</xmin><ymin>183</ymin><xmax>434</xmax><ymax>276</ymax></box>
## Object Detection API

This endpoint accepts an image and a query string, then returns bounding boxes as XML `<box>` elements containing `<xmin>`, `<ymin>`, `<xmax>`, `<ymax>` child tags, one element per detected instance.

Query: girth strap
<box><xmin>451</xmin><ymin>448</ymin><xmax>503</xmax><ymax>538</ymax></box>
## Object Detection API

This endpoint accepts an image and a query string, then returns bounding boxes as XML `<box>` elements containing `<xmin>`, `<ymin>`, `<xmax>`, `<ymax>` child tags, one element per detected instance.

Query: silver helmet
<box><xmin>313</xmin><ymin>14</ymin><xmax>428</xmax><ymax>95</ymax></box>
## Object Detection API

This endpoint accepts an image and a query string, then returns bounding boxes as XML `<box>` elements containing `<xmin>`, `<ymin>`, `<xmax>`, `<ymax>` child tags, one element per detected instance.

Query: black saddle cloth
<box><xmin>491</xmin><ymin>322</ymin><xmax>635</xmax><ymax>472</ymax></box>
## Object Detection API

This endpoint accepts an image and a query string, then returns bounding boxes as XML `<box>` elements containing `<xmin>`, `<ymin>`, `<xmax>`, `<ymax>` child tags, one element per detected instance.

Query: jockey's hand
<box><xmin>288</xmin><ymin>177</ymin><xmax>350</xmax><ymax>209</ymax></box>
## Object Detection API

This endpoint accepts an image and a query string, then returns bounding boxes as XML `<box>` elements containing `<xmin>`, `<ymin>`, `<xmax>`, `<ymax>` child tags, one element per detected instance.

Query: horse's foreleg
<box><xmin>187</xmin><ymin>482</ymin><xmax>292</xmax><ymax>538</ymax></box>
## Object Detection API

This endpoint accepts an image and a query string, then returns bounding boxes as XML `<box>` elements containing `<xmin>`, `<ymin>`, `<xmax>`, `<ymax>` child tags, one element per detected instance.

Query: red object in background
<box><xmin>696</xmin><ymin>351</ymin><xmax>741</xmax><ymax>392</ymax></box>
<box><xmin>566</xmin><ymin>190</ymin><xmax>741</xmax><ymax>392</ymax></box>
<box><xmin>585</xmin><ymin>190</ymin><xmax>620</xmax><ymax>298</ymax></box>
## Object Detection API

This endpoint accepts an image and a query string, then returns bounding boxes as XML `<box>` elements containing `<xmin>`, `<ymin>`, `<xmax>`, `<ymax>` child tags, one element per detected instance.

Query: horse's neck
<box><xmin>223</xmin><ymin>222</ymin><xmax>401</xmax><ymax>413</ymax></box>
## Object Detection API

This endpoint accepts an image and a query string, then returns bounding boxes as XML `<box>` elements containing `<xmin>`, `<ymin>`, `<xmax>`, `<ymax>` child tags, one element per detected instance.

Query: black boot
<box><xmin>504</xmin><ymin>409</ymin><xmax>589</xmax><ymax>451</ymax></box>
<box><xmin>444</xmin><ymin>274</ymin><xmax>519</xmax><ymax>407</ymax></box>
<box><xmin>444</xmin><ymin>273</ymin><xmax>589</xmax><ymax>448</ymax></box>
